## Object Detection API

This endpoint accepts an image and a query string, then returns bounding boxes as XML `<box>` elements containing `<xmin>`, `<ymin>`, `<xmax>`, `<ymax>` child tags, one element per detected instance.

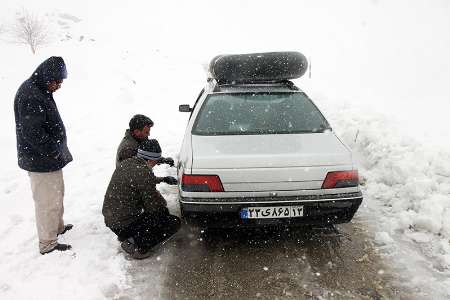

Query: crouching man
<box><xmin>116</xmin><ymin>114</ymin><xmax>175</xmax><ymax>168</ymax></box>
<box><xmin>102</xmin><ymin>139</ymin><xmax>180</xmax><ymax>259</ymax></box>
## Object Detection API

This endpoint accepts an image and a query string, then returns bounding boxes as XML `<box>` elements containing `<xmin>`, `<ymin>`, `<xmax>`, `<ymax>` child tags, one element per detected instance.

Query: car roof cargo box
<box><xmin>209</xmin><ymin>51</ymin><xmax>308</xmax><ymax>84</ymax></box>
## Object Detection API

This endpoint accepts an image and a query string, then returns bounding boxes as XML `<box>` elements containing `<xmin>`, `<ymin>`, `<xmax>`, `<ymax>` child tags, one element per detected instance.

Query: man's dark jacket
<box><xmin>14</xmin><ymin>56</ymin><xmax>72</xmax><ymax>172</ymax></box>
<box><xmin>115</xmin><ymin>129</ymin><xmax>142</xmax><ymax>167</ymax></box>
<box><xmin>116</xmin><ymin>131</ymin><xmax>171</xmax><ymax>168</ymax></box>
<box><xmin>103</xmin><ymin>157</ymin><xmax>166</xmax><ymax>230</ymax></box>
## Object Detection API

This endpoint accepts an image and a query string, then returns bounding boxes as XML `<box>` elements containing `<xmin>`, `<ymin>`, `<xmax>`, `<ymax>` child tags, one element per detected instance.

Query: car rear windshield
<box><xmin>192</xmin><ymin>92</ymin><xmax>330</xmax><ymax>135</ymax></box>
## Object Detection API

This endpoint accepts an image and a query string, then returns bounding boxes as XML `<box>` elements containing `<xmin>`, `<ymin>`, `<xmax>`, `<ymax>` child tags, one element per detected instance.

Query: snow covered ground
<box><xmin>0</xmin><ymin>0</ymin><xmax>449</xmax><ymax>299</ymax></box>
<box><xmin>317</xmin><ymin>94</ymin><xmax>450</xmax><ymax>297</ymax></box>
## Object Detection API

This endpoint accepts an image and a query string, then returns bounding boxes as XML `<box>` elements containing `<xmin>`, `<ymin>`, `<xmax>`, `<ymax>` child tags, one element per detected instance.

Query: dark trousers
<box><xmin>110</xmin><ymin>210</ymin><xmax>181</xmax><ymax>250</ymax></box>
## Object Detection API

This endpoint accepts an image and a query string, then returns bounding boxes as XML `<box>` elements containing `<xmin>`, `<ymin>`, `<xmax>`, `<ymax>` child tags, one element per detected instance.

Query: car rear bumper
<box><xmin>180</xmin><ymin>192</ymin><xmax>363</xmax><ymax>228</ymax></box>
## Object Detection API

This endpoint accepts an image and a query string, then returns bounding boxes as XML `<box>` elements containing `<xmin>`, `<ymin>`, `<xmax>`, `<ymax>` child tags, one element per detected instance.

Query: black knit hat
<box><xmin>137</xmin><ymin>139</ymin><xmax>161</xmax><ymax>161</ymax></box>
<box><xmin>129</xmin><ymin>114</ymin><xmax>154</xmax><ymax>131</ymax></box>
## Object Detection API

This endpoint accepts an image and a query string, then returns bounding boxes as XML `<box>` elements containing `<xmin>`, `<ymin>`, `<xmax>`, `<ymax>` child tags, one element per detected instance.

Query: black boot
<box><xmin>121</xmin><ymin>239</ymin><xmax>154</xmax><ymax>260</ymax></box>
<box><xmin>131</xmin><ymin>247</ymin><xmax>155</xmax><ymax>260</ymax></box>
<box><xmin>120</xmin><ymin>238</ymin><xmax>136</xmax><ymax>255</ymax></box>
<box><xmin>41</xmin><ymin>243</ymin><xmax>72</xmax><ymax>255</ymax></box>
<box><xmin>58</xmin><ymin>224</ymin><xmax>74</xmax><ymax>236</ymax></box>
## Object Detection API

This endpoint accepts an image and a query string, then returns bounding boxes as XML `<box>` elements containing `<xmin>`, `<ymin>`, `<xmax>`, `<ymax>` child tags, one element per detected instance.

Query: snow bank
<box><xmin>312</xmin><ymin>93</ymin><xmax>450</xmax><ymax>295</ymax></box>
<box><xmin>321</xmin><ymin>96</ymin><xmax>450</xmax><ymax>266</ymax></box>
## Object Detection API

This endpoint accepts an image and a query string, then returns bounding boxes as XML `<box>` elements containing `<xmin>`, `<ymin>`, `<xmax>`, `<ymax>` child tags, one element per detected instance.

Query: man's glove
<box><xmin>163</xmin><ymin>176</ymin><xmax>178</xmax><ymax>185</ymax></box>
<box><xmin>158</xmin><ymin>157</ymin><xmax>175</xmax><ymax>167</ymax></box>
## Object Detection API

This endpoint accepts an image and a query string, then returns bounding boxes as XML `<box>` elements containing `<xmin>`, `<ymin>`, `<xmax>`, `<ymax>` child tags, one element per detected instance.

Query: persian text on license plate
<box><xmin>240</xmin><ymin>206</ymin><xmax>304</xmax><ymax>219</ymax></box>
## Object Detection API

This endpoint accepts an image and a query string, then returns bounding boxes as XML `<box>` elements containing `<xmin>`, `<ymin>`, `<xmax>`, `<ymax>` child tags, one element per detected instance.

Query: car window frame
<box><xmin>189</xmin><ymin>88</ymin><xmax>205</xmax><ymax>120</ymax></box>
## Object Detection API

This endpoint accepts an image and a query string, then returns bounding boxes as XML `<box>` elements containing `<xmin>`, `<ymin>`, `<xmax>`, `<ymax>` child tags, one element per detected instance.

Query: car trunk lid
<box><xmin>190</xmin><ymin>133</ymin><xmax>353</xmax><ymax>192</ymax></box>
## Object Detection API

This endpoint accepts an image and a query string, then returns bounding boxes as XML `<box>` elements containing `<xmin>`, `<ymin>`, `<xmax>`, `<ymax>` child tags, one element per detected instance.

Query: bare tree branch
<box><xmin>10</xmin><ymin>10</ymin><xmax>50</xmax><ymax>54</ymax></box>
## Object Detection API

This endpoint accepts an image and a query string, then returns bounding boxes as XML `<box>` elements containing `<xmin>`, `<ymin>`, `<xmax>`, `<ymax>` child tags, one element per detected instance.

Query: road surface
<box><xmin>121</xmin><ymin>216</ymin><xmax>413</xmax><ymax>299</ymax></box>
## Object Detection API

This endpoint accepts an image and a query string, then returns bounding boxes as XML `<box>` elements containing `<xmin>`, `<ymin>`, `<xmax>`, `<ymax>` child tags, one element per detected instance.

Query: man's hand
<box><xmin>159</xmin><ymin>157</ymin><xmax>175</xmax><ymax>167</ymax></box>
<box><xmin>163</xmin><ymin>176</ymin><xmax>178</xmax><ymax>185</ymax></box>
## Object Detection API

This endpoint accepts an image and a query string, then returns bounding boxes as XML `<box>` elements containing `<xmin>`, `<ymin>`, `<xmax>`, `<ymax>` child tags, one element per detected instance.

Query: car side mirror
<box><xmin>179</xmin><ymin>104</ymin><xmax>192</xmax><ymax>112</ymax></box>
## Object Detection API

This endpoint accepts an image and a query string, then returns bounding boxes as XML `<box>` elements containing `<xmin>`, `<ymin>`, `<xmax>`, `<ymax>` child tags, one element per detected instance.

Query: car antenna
<box><xmin>354</xmin><ymin>129</ymin><xmax>360</xmax><ymax>143</ymax></box>
<box><xmin>308</xmin><ymin>56</ymin><xmax>312</xmax><ymax>79</ymax></box>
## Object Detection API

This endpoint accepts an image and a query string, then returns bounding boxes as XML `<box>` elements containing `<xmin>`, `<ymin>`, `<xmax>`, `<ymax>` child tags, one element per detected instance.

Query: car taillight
<box><xmin>322</xmin><ymin>170</ymin><xmax>359</xmax><ymax>189</ymax></box>
<box><xmin>182</xmin><ymin>174</ymin><xmax>224</xmax><ymax>192</ymax></box>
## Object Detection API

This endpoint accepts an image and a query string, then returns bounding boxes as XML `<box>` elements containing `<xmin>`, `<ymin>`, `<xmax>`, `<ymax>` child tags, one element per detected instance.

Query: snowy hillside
<box><xmin>0</xmin><ymin>0</ymin><xmax>449</xmax><ymax>299</ymax></box>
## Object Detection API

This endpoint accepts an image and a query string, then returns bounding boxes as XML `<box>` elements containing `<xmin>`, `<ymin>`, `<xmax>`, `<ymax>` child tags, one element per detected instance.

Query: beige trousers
<box><xmin>28</xmin><ymin>170</ymin><xmax>65</xmax><ymax>253</ymax></box>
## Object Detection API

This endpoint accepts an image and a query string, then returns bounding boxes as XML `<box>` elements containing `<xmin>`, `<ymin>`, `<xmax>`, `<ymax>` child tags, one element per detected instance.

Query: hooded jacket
<box><xmin>14</xmin><ymin>56</ymin><xmax>73</xmax><ymax>172</ymax></box>
<box><xmin>102</xmin><ymin>157</ymin><xmax>166</xmax><ymax>229</ymax></box>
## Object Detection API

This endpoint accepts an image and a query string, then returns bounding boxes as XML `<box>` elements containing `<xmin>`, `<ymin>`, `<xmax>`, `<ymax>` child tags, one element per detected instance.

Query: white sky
<box><xmin>2</xmin><ymin>0</ymin><xmax>449</xmax><ymax>142</ymax></box>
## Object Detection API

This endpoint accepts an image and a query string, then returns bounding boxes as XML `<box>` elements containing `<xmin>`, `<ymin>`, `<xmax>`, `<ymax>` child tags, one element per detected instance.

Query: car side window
<box><xmin>189</xmin><ymin>88</ymin><xmax>205</xmax><ymax>120</ymax></box>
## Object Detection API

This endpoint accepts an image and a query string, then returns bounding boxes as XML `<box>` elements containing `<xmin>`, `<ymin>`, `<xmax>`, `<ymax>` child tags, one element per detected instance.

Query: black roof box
<box><xmin>209</xmin><ymin>51</ymin><xmax>308</xmax><ymax>84</ymax></box>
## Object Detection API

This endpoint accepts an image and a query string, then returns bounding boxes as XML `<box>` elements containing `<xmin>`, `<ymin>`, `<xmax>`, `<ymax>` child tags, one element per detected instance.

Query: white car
<box><xmin>177</xmin><ymin>52</ymin><xmax>362</xmax><ymax>228</ymax></box>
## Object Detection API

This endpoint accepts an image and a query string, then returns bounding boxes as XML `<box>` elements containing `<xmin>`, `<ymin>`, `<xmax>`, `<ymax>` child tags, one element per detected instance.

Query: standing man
<box><xmin>116</xmin><ymin>114</ymin><xmax>175</xmax><ymax>167</ymax></box>
<box><xmin>103</xmin><ymin>139</ymin><xmax>180</xmax><ymax>259</ymax></box>
<box><xmin>14</xmin><ymin>56</ymin><xmax>73</xmax><ymax>254</ymax></box>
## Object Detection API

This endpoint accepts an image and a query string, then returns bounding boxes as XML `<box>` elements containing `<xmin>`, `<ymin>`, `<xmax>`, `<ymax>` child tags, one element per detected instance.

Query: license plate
<box><xmin>240</xmin><ymin>206</ymin><xmax>304</xmax><ymax>219</ymax></box>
